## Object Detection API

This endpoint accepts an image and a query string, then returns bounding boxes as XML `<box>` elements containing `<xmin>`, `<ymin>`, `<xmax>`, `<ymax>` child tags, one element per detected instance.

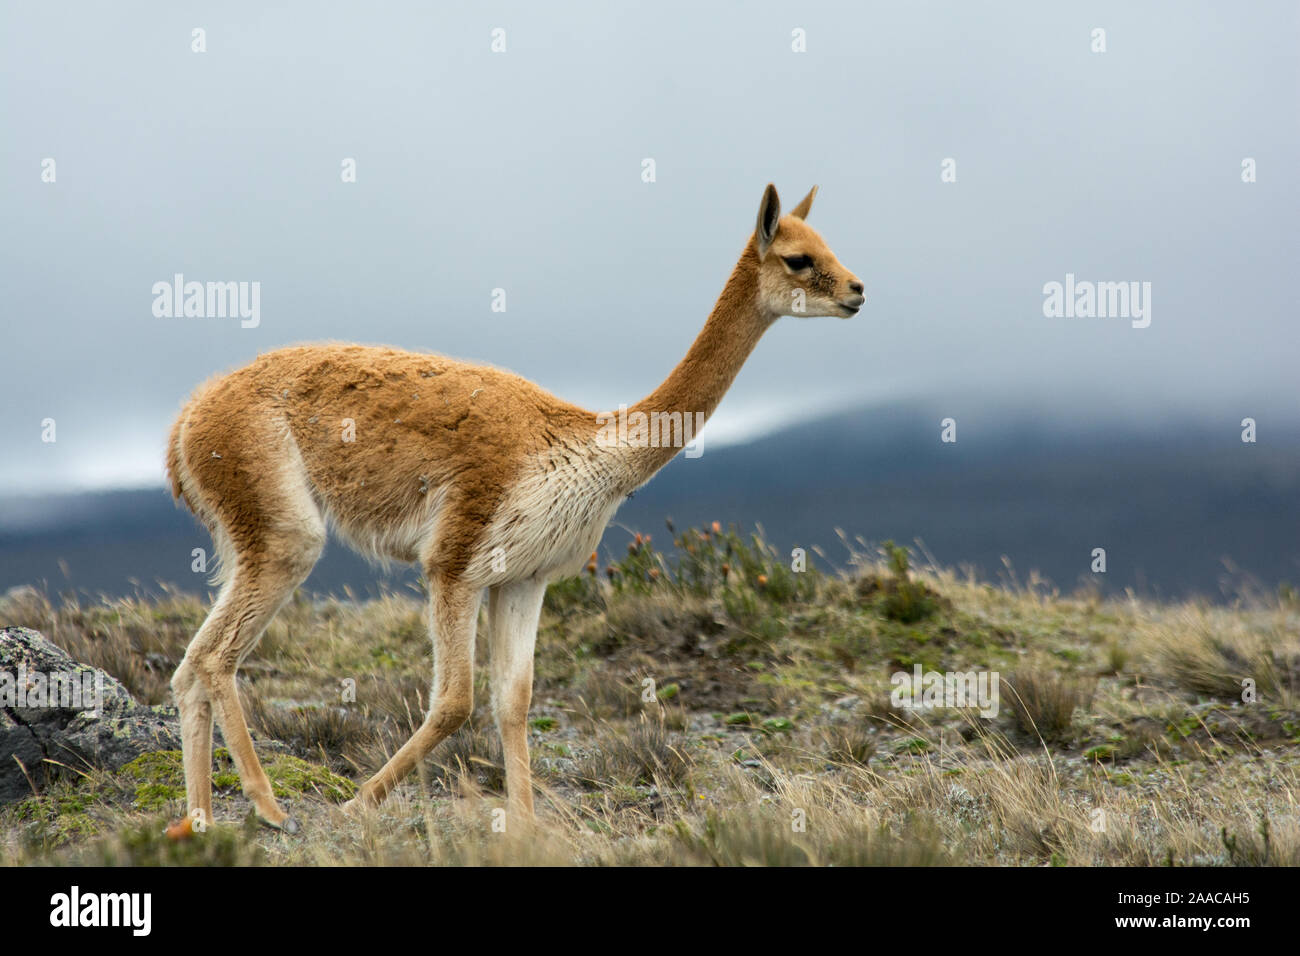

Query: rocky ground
<box><xmin>2</xmin><ymin>524</ymin><xmax>1298</xmax><ymax>866</ymax></box>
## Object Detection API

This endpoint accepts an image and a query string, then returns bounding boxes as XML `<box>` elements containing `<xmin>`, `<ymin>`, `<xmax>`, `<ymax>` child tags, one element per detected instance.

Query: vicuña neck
<box><xmin>620</xmin><ymin>239</ymin><xmax>771</xmax><ymax>483</ymax></box>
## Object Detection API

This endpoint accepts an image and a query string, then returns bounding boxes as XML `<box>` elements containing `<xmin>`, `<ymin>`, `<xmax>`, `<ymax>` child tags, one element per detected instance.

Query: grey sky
<box><xmin>2</xmin><ymin>1</ymin><xmax>1296</xmax><ymax>493</ymax></box>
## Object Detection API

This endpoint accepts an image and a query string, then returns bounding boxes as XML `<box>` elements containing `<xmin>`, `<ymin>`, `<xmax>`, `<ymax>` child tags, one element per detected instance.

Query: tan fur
<box><xmin>167</xmin><ymin>184</ymin><xmax>862</xmax><ymax>829</ymax></box>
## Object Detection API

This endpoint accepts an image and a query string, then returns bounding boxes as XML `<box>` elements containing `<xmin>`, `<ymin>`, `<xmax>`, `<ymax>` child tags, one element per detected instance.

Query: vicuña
<box><xmin>166</xmin><ymin>184</ymin><xmax>864</xmax><ymax>831</ymax></box>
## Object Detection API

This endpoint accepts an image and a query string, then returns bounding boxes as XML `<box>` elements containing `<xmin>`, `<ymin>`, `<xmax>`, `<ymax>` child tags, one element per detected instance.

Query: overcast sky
<box><xmin>2</xmin><ymin>1</ymin><xmax>1296</xmax><ymax>494</ymax></box>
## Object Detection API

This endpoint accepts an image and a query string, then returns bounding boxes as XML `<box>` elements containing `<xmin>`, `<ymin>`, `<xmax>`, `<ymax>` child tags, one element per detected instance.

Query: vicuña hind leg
<box><xmin>344</xmin><ymin>574</ymin><xmax>480</xmax><ymax>811</ymax></box>
<box><xmin>176</xmin><ymin>550</ymin><xmax>319</xmax><ymax>830</ymax></box>
<box><xmin>172</xmin><ymin>410</ymin><xmax>325</xmax><ymax>830</ymax></box>
<box><xmin>171</xmin><ymin>650</ymin><xmax>214</xmax><ymax>826</ymax></box>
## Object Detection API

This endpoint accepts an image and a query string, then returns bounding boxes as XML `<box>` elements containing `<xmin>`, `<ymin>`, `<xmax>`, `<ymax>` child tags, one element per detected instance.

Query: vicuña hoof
<box><xmin>259</xmin><ymin>812</ymin><xmax>301</xmax><ymax>835</ymax></box>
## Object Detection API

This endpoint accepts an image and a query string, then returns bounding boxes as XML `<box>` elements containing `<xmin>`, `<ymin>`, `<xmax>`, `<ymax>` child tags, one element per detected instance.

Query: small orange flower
<box><xmin>721</xmin><ymin>563</ymin><xmax>730</xmax><ymax>577</ymax></box>
<box><xmin>757</xmin><ymin>574</ymin><xmax>768</xmax><ymax>587</ymax></box>
<box><xmin>712</xmin><ymin>521</ymin><xmax>722</xmax><ymax>534</ymax></box>
<box><xmin>648</xmin><ymin>568</ymin><xmax>660</xmax><ymax>580</ymax></box>
<box><xmin>164</xmin><ymin>816</ymin><xmax>196</xmax><ymax>841</ymax></box>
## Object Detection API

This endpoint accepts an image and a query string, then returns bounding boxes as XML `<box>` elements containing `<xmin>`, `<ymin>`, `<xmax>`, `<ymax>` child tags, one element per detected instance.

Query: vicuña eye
<box><xmin>782</xmin><ymin>255</ymin><xmax>813</xmax><ymax>271</ymax></box>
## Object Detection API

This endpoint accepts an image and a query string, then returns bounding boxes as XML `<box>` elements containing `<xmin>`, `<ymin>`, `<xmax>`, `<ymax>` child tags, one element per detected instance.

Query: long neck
<box><xmin>621</xmin><ymin>239</ymin><xmax>771</xmax><ymax>483</ymax></box>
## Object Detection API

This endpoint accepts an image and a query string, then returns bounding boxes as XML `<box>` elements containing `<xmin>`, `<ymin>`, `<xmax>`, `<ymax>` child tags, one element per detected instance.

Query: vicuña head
<box><xmin>755</xmin><ymin>184</ymin><xmax>865</xmax><ymax>319</ymax></box>
<box><xmin>165</xmin><ymin>183</ymin><xmax>862</xmax><ymax>834</ymax></box>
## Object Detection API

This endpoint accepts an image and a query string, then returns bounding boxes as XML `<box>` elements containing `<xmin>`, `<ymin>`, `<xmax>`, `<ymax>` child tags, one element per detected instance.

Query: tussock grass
<box><xmin>1141</xmin><ymin>606</ymin><xmax>1300</xmax><ymax>703</ymax></box>
<box><xmin>1004</xmin><ymin>661</ymin><xmax>1096</xmax><ymax>743</ymax></box>
<box><xmin>577</xmin><ymin>710</ymin><xmax>691</xmax><ymax>790</ymax></box>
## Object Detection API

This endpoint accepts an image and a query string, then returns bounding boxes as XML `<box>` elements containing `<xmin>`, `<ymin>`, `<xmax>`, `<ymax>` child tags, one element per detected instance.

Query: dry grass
<box><xmin>1140</xmin><ymin>605</ymin><xmax>1300</xmax><ymax>703</ymax></box>
<box><xmin>3</xmin><ymin>524</ymin><xmax>1299</xmax><ymax>866</ymax></box>
<box><xmin>1004</xmin><ymin>661</ymin><xmax>1096</xmax><ymax>743</ymax></box>
<box><xmin>576</xmin><ymin>710</ymin><xmax>691</xmax><ymax>790</ymax></box>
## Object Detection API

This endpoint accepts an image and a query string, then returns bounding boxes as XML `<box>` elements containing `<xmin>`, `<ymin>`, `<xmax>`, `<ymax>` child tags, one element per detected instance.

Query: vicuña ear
<box><xmin>789</xmin><ymin>185</ymin><xmax>818</xmax><ymax>220</ymax></box>
<box><xmin>755</xmin><ymin>184</ymin><xmax>780</xmax><ymax>258</ymax></box>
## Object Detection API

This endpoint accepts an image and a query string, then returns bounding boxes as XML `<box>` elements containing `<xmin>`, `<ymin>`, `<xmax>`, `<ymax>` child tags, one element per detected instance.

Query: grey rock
<box><xmin>0</xmin><ymin>626</ymin><xmax>180</xmax><ymax>804</ymax></box>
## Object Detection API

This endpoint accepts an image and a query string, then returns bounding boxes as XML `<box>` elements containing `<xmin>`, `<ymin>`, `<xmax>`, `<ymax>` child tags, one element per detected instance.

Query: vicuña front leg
<box><xmin>487</xmin><ymin>578</ymin><xmax>547</xmax><ymax>825</ymax></box>
<box><xmin>346</xmin><ymin>577</ymin><xmax>480</xmax><ymax>810</ymax></box>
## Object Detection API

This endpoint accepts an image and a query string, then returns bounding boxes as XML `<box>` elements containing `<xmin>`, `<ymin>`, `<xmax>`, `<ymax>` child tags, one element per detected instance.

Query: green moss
<box><xmin>529</xmin><ymin>716</ymin><xmax>557</xmax><ymax>732</ymax></box>
<box><xmin>9</xmin><ymin>790</ymin><xmax>101</xmax><ymax>841</ymax></box>
<box><xmin>132</xmin><ymin>783</ymin><xmax>184</xmax><ymax>811</ymax></box>
<box><xmin>120</xmin><ymin>747</ymin><xmax>355</xmax><ymax>805</ymax></box>
<box><xmin>265</xmin><ymin>754</ymin><xmax>356</xmax><ymax>802</ymax></box>
<box><xmin>120</xmin><ymin>750</ymin><xmax>186</xmax><ymax>788</ymax></box>
<box><xmin>120</xmin><ymin>750</ymin><xmax>186</xmax><ymax>809</ymax></box>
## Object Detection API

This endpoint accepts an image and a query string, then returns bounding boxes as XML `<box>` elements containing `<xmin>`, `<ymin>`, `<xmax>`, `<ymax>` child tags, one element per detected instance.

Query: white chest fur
<box><xmin>472</xmin><ymin>448</ymin><xmax>626</xmax><ymax>586</ymax></box>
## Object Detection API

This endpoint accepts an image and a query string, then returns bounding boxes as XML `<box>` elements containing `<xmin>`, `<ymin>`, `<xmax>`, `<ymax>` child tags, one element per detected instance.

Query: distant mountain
<box><xmin>1</xmin><ymin>405</ymin><xmax>1296</xmax><ymax>602</ymax></box>
<box><xmin>620</xmin><ymin>406</ymin><xmax>1300</xmax><ymax>601</ymax></box>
